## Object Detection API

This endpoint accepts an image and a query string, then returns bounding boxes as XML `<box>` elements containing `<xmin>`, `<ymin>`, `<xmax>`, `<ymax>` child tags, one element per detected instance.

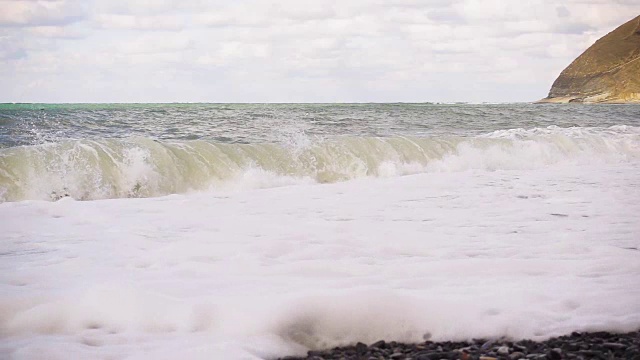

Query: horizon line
<box><xmin>1</xmin><ymin>101</ymin><xmax>535</xmax><ymax>105</ymax></box>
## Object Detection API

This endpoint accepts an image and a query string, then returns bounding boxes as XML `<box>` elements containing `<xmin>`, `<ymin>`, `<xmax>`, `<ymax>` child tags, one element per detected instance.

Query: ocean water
<box><xmin>0</xmin><ymin>103</ymin><xmax>639</xmax><ymax>359</ymax></box>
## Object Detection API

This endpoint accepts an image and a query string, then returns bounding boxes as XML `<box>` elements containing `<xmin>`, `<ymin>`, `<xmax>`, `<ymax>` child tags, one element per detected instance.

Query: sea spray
<box><xmin>0</xmin><ymin>126</ymin><xmax>638</xmax><ymax>202</ymax></box>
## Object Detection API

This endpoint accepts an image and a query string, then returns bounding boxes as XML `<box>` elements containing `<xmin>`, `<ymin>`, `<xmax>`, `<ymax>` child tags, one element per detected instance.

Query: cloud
<box><xmin>1</xmin><ymin>0</ymin><xmax>639</xmax><ymax>103</ymax></box>
<box><xmin>27</xmin><ymin>25</ymin><xmax>84</xmax><ymax>38</ymax></box>
<box><xmin>91</xmin><ymin>0</ymin><xmax>206</xmax><ymax>15</ymax></box>
<box><xmin>0</xmin><ymin>35</ymin><xmax>27</xmax><ymax>60</ymax></box>
<box><xmin>194</xmin><ymin>12</ymin><xmax>271</xmax><ymax>28</ymax></box>
<box><xmin>110</xmin><ymin>33</ymin><xmax>193</xmax><ymax>55</ymax></box>
<box><xmin>556</xmin><ymin>6</ymin><xmax>570</xmax><ymax>18</ymax></box>
<box><xmin>94</xmin><ymin>14</ymin><xmax>184</xmax><ymax>30</ymax></box>
<box><xmin>0</xmin><ymin>0</ymin><xmax>85</xmax><ymax>27</ymax></box>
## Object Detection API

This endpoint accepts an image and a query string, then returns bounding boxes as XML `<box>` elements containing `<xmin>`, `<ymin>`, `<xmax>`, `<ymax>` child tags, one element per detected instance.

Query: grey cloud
<box><xmin>553</xmin><ymin>21</ymin><xmax>594</xmax><ymax>34</ymax></box>
<box><xmin>427</xmin><ymin>8</ymin><xmax>465</xmax><ymax>23</ymax></box>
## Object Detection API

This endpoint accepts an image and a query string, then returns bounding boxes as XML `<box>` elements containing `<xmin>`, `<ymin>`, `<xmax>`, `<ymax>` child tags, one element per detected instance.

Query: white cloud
<box><xmin>92</xmin><ymin>0</ymin><xmax>206</xmax><ymax>15</ymax></box>
<box><xmin>1</xmin><ymin>0</ymin><xmax>639</xmax><ymax>102</ymax></box>
<box><xmin>27</xmin><ymin>25</ymin><xmax>83</xmax><ymax>38</ymax></box>
<box><xmin>116</xmin><ymin>34</ymin><xmax>192</xmax><ymax>54</ymax></box>
<box><xmin>94</xmin><ymin>14</ymin><xmax>184</xmax><ymax>30</ymax></box>
<box><xmin>194</xmin><ymin>12</ymin><xmax>271</xmax><ymax>28</ymax></box>
<box><xmin>0</xmin><ymin>0</ymin><xmax>85</xmax><ymax>26</ymax></box>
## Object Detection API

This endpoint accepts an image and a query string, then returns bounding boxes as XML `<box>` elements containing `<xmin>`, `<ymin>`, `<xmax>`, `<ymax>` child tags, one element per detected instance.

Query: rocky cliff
<box><xmin>539</xmin><ymin>15</ymin><xmax>640</xmax><ymax>103</ymax></box>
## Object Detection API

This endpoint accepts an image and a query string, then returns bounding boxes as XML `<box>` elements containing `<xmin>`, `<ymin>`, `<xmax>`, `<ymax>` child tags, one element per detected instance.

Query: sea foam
<box><xmin>0</xmin><ymin>126</ymin><xmax>638</xmax><ymax>202</ymax></box>
<box><xmin>1</xmin><ymin>153</ymin><xmax>639</xmax><ymax>359</ymax></box>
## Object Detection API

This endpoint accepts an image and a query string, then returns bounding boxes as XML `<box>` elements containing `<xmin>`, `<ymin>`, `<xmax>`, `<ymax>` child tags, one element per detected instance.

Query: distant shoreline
<box><xmin>2</xmin><ymin>101</ymin><xmax>640</xmax><ymax>106</ymax></box>
<box><xmin>0</xmin><ymin>102</ymin><xmax>520</xmax><ymax>105</ymax></box>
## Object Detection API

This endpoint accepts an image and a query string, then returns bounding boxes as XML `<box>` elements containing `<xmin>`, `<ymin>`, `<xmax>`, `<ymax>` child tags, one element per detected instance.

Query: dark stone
<box><xmin>370</xmin><ymin>340</ymin><xmax>387</xmax><ymax>349</ymax></box>
<box><xmin>355</xmin><ymin>342</ymin><xmax>368</xmax><ymax>355</ymax></box>
<box><xmin>547</xmin><ymin>348</ymin><xmax>562</xmax><ymax>360</ymax></box>
<box><xmin>576</xmin><ymin>350</ymin><xmax>602</xmax><ymax>357</ymax></box>
<box><xmin>602</xmin><ymin>342</ymin><xmax>626</xmax><ymax>350</ymax></box>
<box><xmin>443</xmin><ymin>351</ymin><xmax>459</xmax><ymax>359</ymax></box>
<box><xmin>513</xmin><ymin>345</ymin><xmax>528</xmax><ymax>352</ymax></box>
<box><xmin>481</xmin><ymin>340</ymin><xmax>495</xmax><ymax>350</ymax></box>
<box><xmin>414</xmin><ymin>354</ymin><xmax>435</xmax><ymax>360</ymax></box>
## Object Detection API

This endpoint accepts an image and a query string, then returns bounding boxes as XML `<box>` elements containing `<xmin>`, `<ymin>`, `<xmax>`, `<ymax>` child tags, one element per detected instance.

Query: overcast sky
<box><xmin>1</xmin><ymin>0</ymin><xmax>638</xmax><ymax>103</ymax></box>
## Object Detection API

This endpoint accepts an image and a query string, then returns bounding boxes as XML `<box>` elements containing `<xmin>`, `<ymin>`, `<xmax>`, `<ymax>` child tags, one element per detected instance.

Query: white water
<box><xmin>1</xmin><ymin>126</ymin><xmax>639</xmax><ymax>202</ymax></box>
<box><xmin>1</xmin><ymin>149</ymin><xmax>639</xmax><ymax>359</ymax></box>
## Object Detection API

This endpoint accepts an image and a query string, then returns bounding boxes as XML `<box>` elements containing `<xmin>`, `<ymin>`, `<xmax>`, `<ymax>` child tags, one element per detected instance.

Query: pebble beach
<box><xmin>280</xmin><ymin>330</ymin><xmax>640</xmax><ymax>360</ymax></box>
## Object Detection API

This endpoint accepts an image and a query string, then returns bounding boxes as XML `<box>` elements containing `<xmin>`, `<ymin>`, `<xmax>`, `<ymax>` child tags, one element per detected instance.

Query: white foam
<box><xmin>1</xmin><ymin>126</ymin><xmax>638</xmax><ymax>202</ymax></box>
<box><xmin>1</xmin><ymin>156</ymin><xmax>639</xmax><ymax>359</ymax></box>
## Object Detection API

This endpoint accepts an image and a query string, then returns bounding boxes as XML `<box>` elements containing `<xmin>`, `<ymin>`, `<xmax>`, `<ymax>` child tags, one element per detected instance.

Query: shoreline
<box><xmin>279</xmin><ymin>329</ymin><xmax>640</xmax><ymax>360</ymax></box>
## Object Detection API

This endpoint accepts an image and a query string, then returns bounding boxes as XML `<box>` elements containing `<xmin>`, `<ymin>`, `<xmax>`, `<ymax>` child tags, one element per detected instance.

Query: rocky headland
<box><xmin>539</xmin><ymin>15</ymin><xmax>640</xmax><ymax>104</ymax></box>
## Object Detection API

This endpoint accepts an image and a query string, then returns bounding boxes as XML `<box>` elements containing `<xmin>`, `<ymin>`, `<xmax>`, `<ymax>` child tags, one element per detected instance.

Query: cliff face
<box><xmin>540</xmin><ymin>15</ymin><xmax>640</xmax><ymax>104</ymax></box>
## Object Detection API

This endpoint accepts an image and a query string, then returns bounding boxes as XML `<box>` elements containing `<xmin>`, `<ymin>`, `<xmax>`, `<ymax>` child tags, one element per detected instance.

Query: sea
<box><xmin>0</xmin><ymin>103</ymin><xmax>639</xmax><ymax>359</ymax></box>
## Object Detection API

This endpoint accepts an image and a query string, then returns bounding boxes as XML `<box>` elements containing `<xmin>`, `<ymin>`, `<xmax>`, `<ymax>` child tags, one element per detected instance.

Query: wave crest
<box><xmin>0</xmin><ymin>126</ymin><xmax>638</xmax><ymax>201</ymax></box>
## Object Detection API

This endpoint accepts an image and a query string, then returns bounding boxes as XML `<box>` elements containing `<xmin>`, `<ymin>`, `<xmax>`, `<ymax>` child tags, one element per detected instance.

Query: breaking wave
<box><xmin>0</xmin><ymin>126</ymin><xmax>638</xmax><ymax>202</ymax></box>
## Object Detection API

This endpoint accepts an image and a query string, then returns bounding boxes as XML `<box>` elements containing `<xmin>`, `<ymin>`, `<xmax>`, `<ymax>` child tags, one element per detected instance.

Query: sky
<box><xmin>1</xmin><ymin>0</ymin><xmax>638</xmax><ymax>103</ymax></box>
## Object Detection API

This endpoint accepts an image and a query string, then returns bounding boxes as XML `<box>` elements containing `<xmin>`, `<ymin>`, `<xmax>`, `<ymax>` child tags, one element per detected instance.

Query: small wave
<box><xmin>0</xmin><ymin>126</ymin><xmax>638</xmax><ymax>202</ymax></box>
